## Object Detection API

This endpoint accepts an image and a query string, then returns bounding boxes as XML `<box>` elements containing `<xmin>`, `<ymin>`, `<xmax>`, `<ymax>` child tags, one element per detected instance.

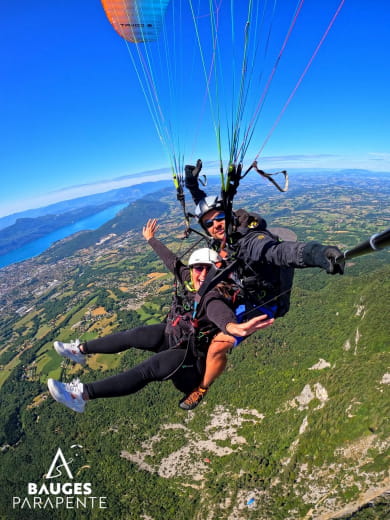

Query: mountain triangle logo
<box><xmin>45</xmin><ymin>448</ymin><xmax>73</xmax><ymax>480</ymax></box>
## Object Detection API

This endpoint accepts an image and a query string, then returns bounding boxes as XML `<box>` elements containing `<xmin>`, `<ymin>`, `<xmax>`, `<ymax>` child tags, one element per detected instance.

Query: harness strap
<box><xmin>222</xmin><ymin>163</ymin><xmax>243</xmax><ymax>239</ymax></box>
<box><xmin>250</xmin><ymin>161</ymin><xmax>289</xmax><ymax>192</ymax></box>
<box><xmin>192</xmin><ymin>260</ymin><xmax>239</xmax><ymax>319</ymax></box>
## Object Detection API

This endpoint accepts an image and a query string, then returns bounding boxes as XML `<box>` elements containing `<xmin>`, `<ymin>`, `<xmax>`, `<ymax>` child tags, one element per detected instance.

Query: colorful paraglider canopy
<box><xmin>101</xmin><ymin>0</ymin><xmax>171</xmax><ymax>42</ymax></box>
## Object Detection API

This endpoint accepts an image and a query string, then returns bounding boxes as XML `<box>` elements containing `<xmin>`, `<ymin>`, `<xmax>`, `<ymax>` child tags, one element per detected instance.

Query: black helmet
<box><xmin>194</xmin><ymin>195</ymin><xmax>224</xmax><ymax>220</ymax></box>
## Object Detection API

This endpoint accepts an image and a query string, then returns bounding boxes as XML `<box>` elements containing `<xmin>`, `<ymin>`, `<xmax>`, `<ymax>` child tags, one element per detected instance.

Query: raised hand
<box><xmin>142</xmin><ymin>218</ymin><xmax>159</xmax><ymax>241</ymax></box>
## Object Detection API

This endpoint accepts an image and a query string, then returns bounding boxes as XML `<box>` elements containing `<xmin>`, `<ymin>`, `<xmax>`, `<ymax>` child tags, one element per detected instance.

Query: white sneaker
<box><xmin>54</xmin><ymin>339</ymin><xmax>86</xmax><ymax>365</ymax></box>
<box><xmin>48</xmin><ymin>378</ymin><xmax>86</xmax><ymax>413</ymax></box>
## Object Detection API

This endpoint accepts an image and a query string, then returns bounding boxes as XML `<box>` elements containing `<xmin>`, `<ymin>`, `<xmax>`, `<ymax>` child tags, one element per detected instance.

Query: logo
<box><xmin>12</xmin><ymin>445</ymin><xmax>108</xmax><ymax>511</ymax></box>
<box><xmin>46</xmin><ymin>448</ymin><xmax>73</xmax><ymax>479</ymax></box>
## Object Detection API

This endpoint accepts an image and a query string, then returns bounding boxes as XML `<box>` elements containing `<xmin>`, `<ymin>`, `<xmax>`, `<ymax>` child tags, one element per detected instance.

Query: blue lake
<box><xmin>0</xmin><ymin>203</ymin><xmax>127</xmax><ymax>269</ymax></box>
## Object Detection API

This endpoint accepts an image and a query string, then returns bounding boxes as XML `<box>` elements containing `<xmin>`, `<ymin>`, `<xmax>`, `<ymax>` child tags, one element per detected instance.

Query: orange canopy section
<box><xmin>101</xmin><ymin>0</ymin><xmax>171</xmax><ymax>43</ymax></box>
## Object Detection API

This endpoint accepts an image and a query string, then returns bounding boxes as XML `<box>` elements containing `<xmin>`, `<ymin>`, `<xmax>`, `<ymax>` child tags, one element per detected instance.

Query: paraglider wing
<box><xmin>101</xmin><ymin>0</ymin><xmax>170</xmax><ymax>43</ymax></box>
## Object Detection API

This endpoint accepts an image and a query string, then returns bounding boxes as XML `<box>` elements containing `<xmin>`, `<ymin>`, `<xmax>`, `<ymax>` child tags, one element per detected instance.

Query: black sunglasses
<box><xmin>191</xmin><ymin>264</ymin><xmax>211</xmax><ymax>273</ymax></box>
<box><xmin>203</xmin><ymin>212</ymin><xmax>225</xmax><ymax>229</ymax></box>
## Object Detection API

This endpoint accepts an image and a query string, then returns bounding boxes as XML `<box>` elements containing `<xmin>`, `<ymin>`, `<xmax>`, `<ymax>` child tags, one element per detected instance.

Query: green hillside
<box><xmin>0</xmin><ymin>172</ymin><xmax>389</xmax><ymax>519</ymax></box>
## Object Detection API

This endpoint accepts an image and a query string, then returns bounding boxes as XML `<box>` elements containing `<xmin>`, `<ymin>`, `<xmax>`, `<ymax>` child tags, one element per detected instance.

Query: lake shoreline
<box><xmin>0</xmin><ymin>203</ymin><xmax>127</xmax><ymax>269</ymax></box>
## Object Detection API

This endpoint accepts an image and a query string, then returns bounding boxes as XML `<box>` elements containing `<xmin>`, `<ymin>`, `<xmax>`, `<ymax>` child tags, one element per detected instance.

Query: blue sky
<box><xmin>1</xmin><ymin>1</ymin><xmax>389</xmax><ymax>218</ymax></box>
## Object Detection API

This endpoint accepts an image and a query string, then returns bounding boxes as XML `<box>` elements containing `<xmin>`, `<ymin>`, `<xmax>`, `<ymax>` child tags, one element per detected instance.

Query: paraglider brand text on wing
<box><xmin>121</xmin><ymin>23</ymin><xmax>153</xmax><ymax>28</ymax></box>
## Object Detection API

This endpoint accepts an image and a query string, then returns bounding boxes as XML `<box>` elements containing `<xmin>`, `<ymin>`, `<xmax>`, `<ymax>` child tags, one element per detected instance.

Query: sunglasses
<box><xmin>191</xmin><ymin>264</ymin><xmax>211</xmax><ymax>273</ymax></box>
<box><xmin>203</xmin><ymin>212</ymin><xmax>225</xmax><ymax>229</ymax></box>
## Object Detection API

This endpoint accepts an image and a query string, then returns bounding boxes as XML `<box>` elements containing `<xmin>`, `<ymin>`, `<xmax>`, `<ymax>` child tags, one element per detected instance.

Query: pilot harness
<box><xmin>226</xmin><ymin>209</ymin><xmax>295</xmax><ymax>319</ymax></box>
<box><xmin>171</xmin><ymin>160</ymin><xmax>293</xmax><ymax>332</ymax></box>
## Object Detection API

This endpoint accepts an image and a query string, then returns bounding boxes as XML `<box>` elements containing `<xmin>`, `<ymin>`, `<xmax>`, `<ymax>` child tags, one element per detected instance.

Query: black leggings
<box><xmin>83</xmin><ymin>323</ymin><xmax>168</xmax><ymax>355</ymax></box>
<box><xmin>83</xmin><ymin>324</ymin><xmax>202</xmax><ymax>399</ymax></box>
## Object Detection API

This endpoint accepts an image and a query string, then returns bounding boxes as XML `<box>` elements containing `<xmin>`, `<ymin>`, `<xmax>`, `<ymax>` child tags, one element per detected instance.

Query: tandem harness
<box><xmin>162</xmin><ymin>263</ymin><xmax>226</xmax><ymax>381</ymax></box>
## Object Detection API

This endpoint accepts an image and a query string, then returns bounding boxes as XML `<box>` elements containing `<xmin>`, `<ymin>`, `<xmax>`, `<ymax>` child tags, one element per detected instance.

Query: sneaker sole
<box><xmin>53</xmin><ymin>342</ymin><xmax>86</xmax><ymax>365</ymax></box>
<box><xmin>47</xmin><ymin>378</ymin><xmax>60</xmax><ymax>401</ymax></box>
<box><xmin>47</xmin><ymin>379</ymin><xmax>84</xmax><ymax>413</ymax></box>
<box><xmin>179</xmin><ymin>398</ymin><xmax>203</xmax><ymax>411</ymax></box>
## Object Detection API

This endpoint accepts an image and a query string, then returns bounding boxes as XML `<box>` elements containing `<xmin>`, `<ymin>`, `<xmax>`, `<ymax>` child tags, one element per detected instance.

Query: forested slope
<box><xmin>0</xmin><ymin>173</ymin><xmax>389</xmax><ymax>519</ymax></box>
<box><xmin>1</xmin><ymin>259</ymin><xmax>389</xmax><ymax>519</ymax></box>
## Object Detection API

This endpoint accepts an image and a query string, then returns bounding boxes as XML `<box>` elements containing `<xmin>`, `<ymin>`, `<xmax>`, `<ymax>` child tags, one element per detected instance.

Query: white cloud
<box><xmin>368</xmin><ymin>152</ymin><xmax>390</xmax><ymax>162</ymax></box>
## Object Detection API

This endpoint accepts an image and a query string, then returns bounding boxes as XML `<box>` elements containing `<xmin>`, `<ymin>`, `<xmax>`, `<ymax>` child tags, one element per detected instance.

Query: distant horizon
<box><xmin>1</xmin><ymin>165</ymin><xmax>389</xmax><ymax>223</ymax></box>
<box><xmin>3</xmin><ymin>3</ymin><xmax>390</xmax><ymax>227</ymax></box>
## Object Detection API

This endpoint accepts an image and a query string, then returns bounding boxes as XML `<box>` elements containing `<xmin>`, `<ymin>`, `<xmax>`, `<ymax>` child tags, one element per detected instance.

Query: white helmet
<box><xmin>188</xmin><ymin>248</ymin><xmax>221</xmax><ymax>266</ymax></box>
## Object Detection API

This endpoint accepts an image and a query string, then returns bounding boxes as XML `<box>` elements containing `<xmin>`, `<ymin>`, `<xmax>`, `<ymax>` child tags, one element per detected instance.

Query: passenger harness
<box><xmin>162</xmin><ymin>261</ymin><xmax>232</xmax><ymax>380</ymax></box>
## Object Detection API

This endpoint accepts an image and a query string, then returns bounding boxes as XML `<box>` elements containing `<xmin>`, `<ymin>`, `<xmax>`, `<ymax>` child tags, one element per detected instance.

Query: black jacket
<box><xmin>224</xmin><ymin>225</ymin><xmax>309</xmax><ymax>316</ymax></box>
<box><xmin>234</xmin><ymin>228</ymin><xmax>306</xmax><ymax>268</ymax></box>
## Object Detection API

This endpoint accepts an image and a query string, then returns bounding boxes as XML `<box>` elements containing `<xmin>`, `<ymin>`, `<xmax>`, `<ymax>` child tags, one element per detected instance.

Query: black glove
<box><xmin>184</xmin><ymin>159</ymin><xmax>206</xmax><ymax>204</ymax></box>
<box><xmin>185</xmin><ymin>159</ymin><xmax>202</xmax><ymax>187</ymax></box>
<box><xmin>302</xmin><ymin>242</ymin><xmax>345</xmax><ymax>274</ymax></box>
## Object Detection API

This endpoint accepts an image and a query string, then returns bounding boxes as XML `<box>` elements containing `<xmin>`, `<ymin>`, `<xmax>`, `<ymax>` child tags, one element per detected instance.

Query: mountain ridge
<box><xmin>0</xmin><ymin>179</ymin><xmax>172</xmax><ymax>231</ymax></box>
